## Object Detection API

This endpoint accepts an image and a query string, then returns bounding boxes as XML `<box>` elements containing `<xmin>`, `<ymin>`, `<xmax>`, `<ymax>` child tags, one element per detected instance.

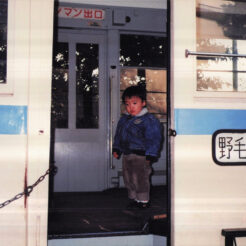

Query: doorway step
<box><xmin>48</xmin><ymin>234</ymin><xmax>167</xmax><ymax>246</ymax></box>
<box><xmin>48</xmin><ymin>186</ymin><xmax>168</xmax><ymax>239</ymax></box>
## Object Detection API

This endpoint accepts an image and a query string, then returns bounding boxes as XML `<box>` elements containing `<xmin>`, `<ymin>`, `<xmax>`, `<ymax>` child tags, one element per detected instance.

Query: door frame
<box><xmin>50</xmin><ymin>3</ymin><xmax>171</xmax><ymax>241</ymax></box>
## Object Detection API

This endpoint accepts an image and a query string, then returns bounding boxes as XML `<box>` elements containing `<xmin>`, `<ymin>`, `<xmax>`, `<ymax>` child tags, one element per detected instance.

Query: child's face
<box><xmin>125</xmin><ymin>96</ymin><xmax>146</xmax><ymax>116</ymax></box>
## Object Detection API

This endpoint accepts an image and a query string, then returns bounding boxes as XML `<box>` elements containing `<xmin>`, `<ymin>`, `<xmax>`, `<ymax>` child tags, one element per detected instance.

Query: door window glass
<box><xmin>0</xmin><ymin>0</ymin><xmax>7</xmax><ymax>84</ymax></box>
<box><xmin>120</xmin><ymin>34</ymin><xmax>167</xmax><ymax>67</ymax></box>
<box><xmin>120</xmin><ymin>34</ymin><xmax>167</xmax><ymax>121</ymax></box>
<box><xmin>76</xmin><ymin>43</ymin><xmax>99</xmax><ymax>128</ymax></box>
<box><xmin>196</xmin><ymin>0</ymin><xmax>246</xmax><ymax>92</ymax></box>
<box><xmin>51</xmin><ymin>42</ymin><xmax>69</xmax><ymax>128</ymax></box>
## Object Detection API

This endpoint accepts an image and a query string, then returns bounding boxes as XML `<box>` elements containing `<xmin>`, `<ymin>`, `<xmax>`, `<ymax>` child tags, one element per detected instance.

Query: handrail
<box><xmin>185</xmin><ymin>49</ymin><xmax>246</xmax><ymax>58</ymax></box>
<box><xmin>109</xmin><ymin>72</ymin><xmax>116</xmax><ymax>170</ymax></box>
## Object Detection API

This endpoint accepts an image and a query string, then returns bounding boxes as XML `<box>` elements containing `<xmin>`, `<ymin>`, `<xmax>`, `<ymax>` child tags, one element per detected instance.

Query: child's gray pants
<box><xmin>122</xmin><ymin>153</ymin><xmax>152</xmax><ymax>202</ymax></box>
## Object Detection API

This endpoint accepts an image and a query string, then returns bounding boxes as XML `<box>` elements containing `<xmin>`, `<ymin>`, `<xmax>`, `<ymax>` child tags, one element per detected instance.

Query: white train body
<box><xmin>0</xmin><ymin>0</ymin><xmax>246</xmax><ymax>246</ymax></box>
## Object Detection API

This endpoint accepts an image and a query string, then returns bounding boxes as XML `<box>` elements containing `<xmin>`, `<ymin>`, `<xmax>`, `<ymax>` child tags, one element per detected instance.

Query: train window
<box><xmin>120</xmin><ymin>34</ymin><xmax>167</xmax><ymax>67</ymax></box>
<box><xmin>196</xmin><ymin>0</ymin><xmax>246</xmax><ymax>93</ymax></box>
<box><xmin>120</xmin><ymin>34</ymin><xmax>167</xmax><ymax>121</ymax></box>
<box><xmin>0</xmin><ymin>0</ymin><xmax>7</xmax><ymax>84</ymax></box>
<box><xmin>51</xmin><ymin>42</ymin><xmax>69</xmax><ymax>128</ymax></box>
<box><xmin>76</xmin><ymin>43</ymin><xmax>99</xmax><ymax>128</ymax></box>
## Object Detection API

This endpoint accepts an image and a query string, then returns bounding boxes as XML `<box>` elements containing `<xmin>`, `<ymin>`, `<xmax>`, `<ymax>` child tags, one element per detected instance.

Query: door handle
<box><xmin>168</xmin><ymin>128</ymin><xmax>177</xmax><ymax>137</ymax></box>
<box><xmin>109</xmin><ymin>65</ymin><xmax>117</xmax><ymax>169</ymax></box>
<box><xmin>109</xmin><ymin>73</ymin><xmax>116</xmax><ymax>169</ymax></box>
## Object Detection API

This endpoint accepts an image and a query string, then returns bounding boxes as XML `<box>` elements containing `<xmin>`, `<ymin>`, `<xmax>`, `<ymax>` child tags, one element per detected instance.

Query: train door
<box><xmin>48</xmin><ymin>3</ymin><xmax>169</xmax><ymax>241</ymax></box>
<box><xmin>51</xmin><ymin>29</ymin><xmax>108</xmax><ymax>191</ymax></box>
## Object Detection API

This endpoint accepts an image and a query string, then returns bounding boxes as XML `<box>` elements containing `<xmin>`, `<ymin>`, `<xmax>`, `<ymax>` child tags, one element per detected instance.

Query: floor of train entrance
<box><xmin>48</xmin><ymin>185</ymin><xmax>168</xmax><ymax>239</ymax></box>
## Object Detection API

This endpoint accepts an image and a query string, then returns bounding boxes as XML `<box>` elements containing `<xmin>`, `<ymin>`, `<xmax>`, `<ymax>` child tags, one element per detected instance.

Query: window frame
<box><xmin>0</xmin><ymin>0</ymin><xmax>14</xmax><ymax>95</ymax></box>
<box><xmin>193</xmin><ymin>0</ymin><xmax>246</xmax><ymax>100</ymax></box>
<box><xmin>119</xmin><ymin>31</ymin><xmax>168</xmax><ymax>122</ymax></box>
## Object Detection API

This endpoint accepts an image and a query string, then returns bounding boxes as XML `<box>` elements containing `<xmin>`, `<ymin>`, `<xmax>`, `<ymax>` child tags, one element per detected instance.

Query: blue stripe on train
<box><xmin>0</xmin><ymin>105</ymin><xmax>27</xmax><ymax>135</ymax></box>
<box><xmin>175</xmin><ymin>108</ymin><xmax>246</xmax><ymax>135</ymax></box>
<box><xmin>1</xmin><ymin>107</ymin><xmax>245</xmax><ymax>135</ymax></box>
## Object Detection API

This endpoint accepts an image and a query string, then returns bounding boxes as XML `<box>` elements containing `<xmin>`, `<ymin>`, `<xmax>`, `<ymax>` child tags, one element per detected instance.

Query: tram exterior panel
<box><xmin>172</xmin><ymin>0</ymin><xmax>246</xmax><ymax>246</ymax></box>
<box><xmin>0</xmin><ymin>0</ymin><xmax>54</xmax><ymax>245</ymax></box>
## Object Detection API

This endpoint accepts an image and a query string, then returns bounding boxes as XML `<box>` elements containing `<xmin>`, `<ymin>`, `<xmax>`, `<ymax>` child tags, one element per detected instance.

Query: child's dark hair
<box><xmin>122</xmin><ymin>85</ymin><xmax>146</xmax><ymax>104</ymax></box>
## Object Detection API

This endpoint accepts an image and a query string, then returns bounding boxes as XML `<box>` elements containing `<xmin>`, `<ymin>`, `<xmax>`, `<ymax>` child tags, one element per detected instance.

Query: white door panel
<box><xmin>53</xmin><ymin>31</ymin><xmax>107</xmax><ymax>192</ymax></box>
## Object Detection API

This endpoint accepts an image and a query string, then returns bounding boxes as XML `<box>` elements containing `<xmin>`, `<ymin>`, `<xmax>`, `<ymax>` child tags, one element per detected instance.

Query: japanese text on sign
<box><xmin>212</xmin><ymin>130</ymin><xmax>246</xmax><ymax>165</ymax></box>
<box><xmin>58</xmin><ymin>7</ymin><xmax>105</xmax><ymax>20</ymax></box>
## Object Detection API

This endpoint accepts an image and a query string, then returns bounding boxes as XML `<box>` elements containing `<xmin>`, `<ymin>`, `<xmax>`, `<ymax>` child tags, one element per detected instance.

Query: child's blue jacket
<box><xmin>113</xmin><ymin>108</ymin><xmax>162</xmax><ymax>161</ymax></box>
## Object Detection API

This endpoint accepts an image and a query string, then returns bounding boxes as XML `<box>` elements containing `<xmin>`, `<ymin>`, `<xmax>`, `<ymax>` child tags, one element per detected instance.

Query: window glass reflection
<box><xmin>0</xmin><ymin>0</ymin><xmax>7</xmax><ymax>84</ymax></box>
<box><xmin>51</xmin><ymin>42</ymin><xmax>69</xmax><ymax>128</ymax></box>
<box><xmin>196</xmin><ymin>0</ymin><xmax>246</xmax><ymax>92</ymax></box>
<box><xmin>146</xmin><ymin>69</ymin><xmax>166</xmax><ymax>93</ymax></box>
<box><xmin>76</xmin><ymin>43</ymin><xmax>99</xmax><ymax>128</ymax></box>
<box><xmin>120</xmin><ymin>35</ymin><xmax>167</xmax><ymax>67</ymax></box>
<box><xmin>147</xmin><ymin>93</ymin><xmax>167</xmax><ymax>116</ymax></box>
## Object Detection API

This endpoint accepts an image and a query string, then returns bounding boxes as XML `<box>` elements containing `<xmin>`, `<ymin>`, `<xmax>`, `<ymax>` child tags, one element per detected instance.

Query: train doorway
<box><xmin>48</xmin><ymin>3</ymin><xmax>169</xmax><ymax>239</ymax></box>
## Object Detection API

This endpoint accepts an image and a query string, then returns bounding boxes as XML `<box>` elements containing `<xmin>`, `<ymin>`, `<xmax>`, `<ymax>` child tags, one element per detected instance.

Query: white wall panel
<box><xmin>174</xmin><ymin>136</ymin><xmax>246</xmax><ymax>246</ymax></box>
<box><xmin>172</xmin><ymin>1</ymin><xmax>246</xmax><ymax>246</ymax></box>
<box><xmin>0</xmin><ymin>135</ymin><xmax>27</xmax><ymax>245</ymax></box>
<box><xmin>0</xmin><ymin>0</ymin><xmax>54</xmax><ymax>246</ymax></box>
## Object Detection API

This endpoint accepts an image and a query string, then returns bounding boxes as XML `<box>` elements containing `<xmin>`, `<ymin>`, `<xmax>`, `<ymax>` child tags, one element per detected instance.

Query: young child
<box><xmin>113</xmin><ymin>85</ymin><xmax>162</xmax><ymax>209</ymax></box>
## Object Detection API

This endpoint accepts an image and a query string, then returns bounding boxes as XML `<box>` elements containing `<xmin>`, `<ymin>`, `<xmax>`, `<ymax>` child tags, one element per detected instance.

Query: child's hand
<box><xmin>113</xmin><ymin>152</ymin><xmax>119</xmax><ymax>159</ymax></box>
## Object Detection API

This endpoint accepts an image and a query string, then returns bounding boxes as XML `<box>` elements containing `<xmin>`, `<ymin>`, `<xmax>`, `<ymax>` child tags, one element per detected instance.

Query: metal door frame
<box><xmin>51</xmin><ymin>3</ymin><xmax>171</xmax><ymax>241</ymax></box>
